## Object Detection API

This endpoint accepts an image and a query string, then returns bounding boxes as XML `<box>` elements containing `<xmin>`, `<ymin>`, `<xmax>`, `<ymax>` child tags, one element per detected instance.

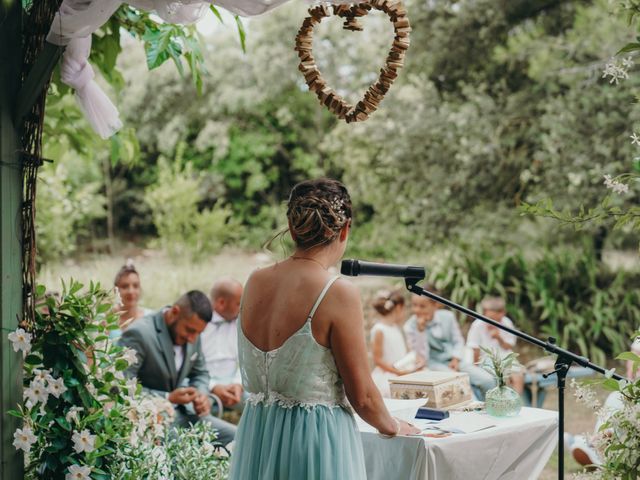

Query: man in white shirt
<box><xmin>467</xmin><ymin>296</ymin><xmax>523</xmax><ymax>393</ymax></box>
<box><xmin>201</xmin><ymin>277</ymin><xmax>244</xmax><ymax>411</ymax></box>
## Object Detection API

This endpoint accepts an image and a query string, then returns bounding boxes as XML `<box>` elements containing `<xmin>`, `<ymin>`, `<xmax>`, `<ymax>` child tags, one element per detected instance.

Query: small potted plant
<box><xmin>480</xmin><ymin>347</ymin><xmax>522</xmax><ymax>417</ymax></box>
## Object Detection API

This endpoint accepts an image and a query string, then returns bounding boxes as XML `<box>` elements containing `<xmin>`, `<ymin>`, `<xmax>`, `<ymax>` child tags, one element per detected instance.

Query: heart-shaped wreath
<box><xmin>295</xmin><ymin>0</ymin><xmax>411</xmax><ymax>123</ymax></box>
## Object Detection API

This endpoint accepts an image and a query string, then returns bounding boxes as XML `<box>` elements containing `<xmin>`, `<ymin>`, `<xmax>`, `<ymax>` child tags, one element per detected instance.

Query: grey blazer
<box><xmin>118</xmin><ymin>310</ymin><xmax>210</xmax><ymax>398</ymax></box>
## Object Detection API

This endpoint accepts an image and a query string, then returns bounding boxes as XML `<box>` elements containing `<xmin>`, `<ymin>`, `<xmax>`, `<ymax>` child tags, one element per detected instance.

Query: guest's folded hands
<box><xmin>193</xmin><ymin>392</ymin><xmax>211</xmax><ymax>417</ymax></box>
<box><xmin>168</xmin><ymin>386</ymin><xmax>197</xmax><ymax>405</ymax></box>
<box><xmin>213</xmin><ymin>384</ymin><xmax>243</xmax><ymax>407</ymax></box>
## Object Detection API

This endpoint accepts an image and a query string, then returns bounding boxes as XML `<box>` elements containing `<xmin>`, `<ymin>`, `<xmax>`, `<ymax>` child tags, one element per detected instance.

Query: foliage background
<box><xmin>38</xmin><ymin>1</ymin><xmax>639</xmax><ymax>360</ymax></box>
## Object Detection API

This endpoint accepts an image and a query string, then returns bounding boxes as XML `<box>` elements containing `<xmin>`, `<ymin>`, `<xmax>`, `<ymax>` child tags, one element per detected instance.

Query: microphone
<box><xmin>341</xmin><ymin>259</ymin><xmax>426</xmax><ymax>279</ymax></box>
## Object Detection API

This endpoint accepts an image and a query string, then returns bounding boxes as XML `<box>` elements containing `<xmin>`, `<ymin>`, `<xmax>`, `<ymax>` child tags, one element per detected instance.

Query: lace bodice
<box><xmin>237</xmin><ymin>276</ymin><xmax>348</xmax><ymax>410</ymax></box>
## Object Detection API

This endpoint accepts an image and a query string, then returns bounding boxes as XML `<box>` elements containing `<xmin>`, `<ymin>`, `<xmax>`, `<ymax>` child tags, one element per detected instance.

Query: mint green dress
<box><xmin>229</xmin><ymin>276</ymin><xmax>367</xmax><ymax>479</ymax></box>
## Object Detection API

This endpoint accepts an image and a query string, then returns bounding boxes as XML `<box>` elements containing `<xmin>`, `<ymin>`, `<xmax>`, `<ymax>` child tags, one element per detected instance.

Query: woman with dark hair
<box><xmin>111</xmin><ymin>260</ymin><xmax>151</xmax><ymax>338</ymax></box>
<box><xmin>230</xmin><ymin>178</ymin><xmax>419</xmax><ymax>480</ymax></box>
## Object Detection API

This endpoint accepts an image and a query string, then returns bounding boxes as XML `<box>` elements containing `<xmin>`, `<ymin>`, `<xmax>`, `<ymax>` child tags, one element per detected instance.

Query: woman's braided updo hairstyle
<box><xmin>287</xmin><ymin>178</ymin><xmax>352</xmax><ymax>250</ymax></box>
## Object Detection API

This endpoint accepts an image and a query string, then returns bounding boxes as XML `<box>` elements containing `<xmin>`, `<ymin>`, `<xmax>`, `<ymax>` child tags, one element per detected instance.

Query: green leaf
<box><xmin>602</xmin><ymin>378</ymin><xmax>620</xmax><ymax>392</ymax></box>
<box><xmin>143</xmin><ymin>25</ymin><xmax>180</xmax><ymax>71</ymax></box>
<box><xmin>235</xmin><ymin>15</ymin><xmax>247</xmax><ymax>53</ymax></box>
<box><xmin>24</xmin><ymin>354</ymin><xmax>42</xmax><ymax>365</ymax></box>
<box><xmin>616</xmin><ymin>42</ymin><xmax>640</xmax><ymax>54</ymax></box>
<box><xmin>55</xmin><ymin>417</ymin><xmax>72</xmax><ymax>431</ymax></box>
<box><xmin>115</xmin><ymin>359</ymin><xmax>128</xmax><ymax>371</ymax></box>
<box><xmin>616</xmin><ymin>352</ymin><xmax>640</xmax><ymax>362</ymax></box>
<box><xmin>210</xmin><ymin>5</ymin><xmax>224</xmax><ymax>23</ymax></box>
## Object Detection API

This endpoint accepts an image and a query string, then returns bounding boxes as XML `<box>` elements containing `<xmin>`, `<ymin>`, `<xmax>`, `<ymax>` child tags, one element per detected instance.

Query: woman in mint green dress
<box><xmin>230</xmin><ymin>178</ymin><xmax>419</xmax><ymax>479</ymax></box>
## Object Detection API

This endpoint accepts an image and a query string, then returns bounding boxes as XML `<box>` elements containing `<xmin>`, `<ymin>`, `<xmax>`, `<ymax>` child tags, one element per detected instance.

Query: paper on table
<box><xmin>436</xmin><ymin>412</ymin><xmax>496</xmax><ymax>434</ymax></box>
<box><xmin>386</xmin><ymin>398</ymin><xmax>429</xmax><ymax>423</ymax></box>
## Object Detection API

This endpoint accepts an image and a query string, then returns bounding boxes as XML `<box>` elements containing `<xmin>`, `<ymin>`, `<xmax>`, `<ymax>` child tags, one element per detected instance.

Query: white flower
<box><xmin>603</xmin><ymin>174</ymin><xmax>629</xmax><ymax>194</ymax></box>
<box><xmin>114</xmin><ymin>287</ymin><xmax>122</xmax><ymax>307</ymax></box>
<box><xmin>47</xmin><ymin>376</ymin><xmax>67</xmax><ymax>398</ymax></box>
<box><xmin>8</xmin><ymin>328</ymin><xmax>32</xmax><ymax>354</ymax></box>
<box><xmin>65</xmin><ymin>464</ymin><xmax>92</xmax><ymax>480</ymax></box>
<box><xmin>622</xmin><ymin>56</ymin><xmax>634</xmax><ymax>69</ymax></box>
<box><xmin>602</xmin><ymin>58</ymin><xmax>631</xmax><ymax>84</ymax></box>
<box><xmin>125</xmin><ymin>378</ymin><xmax>138</xmax><ymax>397</ymax></box>
<box><xmin>65</xmin><ymin>406</ymin><xmax>83</xmax><ymax>424</ymax></box>
<box><xmin>202</xmin><ymin>442</ymin><xmax>215</xmax><ymax>456</ymax></box>
<box><xmin>121</xmin><ymin>347</ymin><xmax>138</xmax><ymax>366</ymax></box>
<box><xmin>71</xmin><ymin>429</ymin><xmax>96</xmax><ymax>454</ymax></box>
<box><xmin>13</xmin><ymin>426</ymin><xmax>37</xmax><ymax>453</ymax></box>
<box><xmin>85</xmin><ymin>383</ymin><xmax>97</xmax><ymax>397</ymax></box>
<box><xmin>32</xmin><ymin>368</ymin><xmax>51</xmax><ymax>383</ymax></box>
<box><xmin>24</xmin><ymin>379</ymin><xmax>49</xmax><ymax>406</ymax></box>
<box><xmin>630</xmin><ymin>132</ymin><xmax>640</xmax><ymax>146</ymax></box>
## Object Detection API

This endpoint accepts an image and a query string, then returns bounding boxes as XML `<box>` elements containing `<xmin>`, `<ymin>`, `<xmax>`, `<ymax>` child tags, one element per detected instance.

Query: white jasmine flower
<box><xmin>622</xmin><ymin>56</ymin><xmax>634</xmax><ymax>69</ymax></box>
<box><xmin>603</xmin><ymin>174</ymin><xmax>629</xmax><ymax>194</ymax></box>
<box><xmin>24</xmin><ymin>379</ymin><xmax>49</xmax><ymax>405</ymax></box>
<box><xmin>65</xmin><ymin>464</ymin><xmax>92</xmax><ymax>480</ymax></box>
<box><xmin>32</xmin><ymin>368</ymin><xmax>51</xmax><ymax>383</ymax></box>
<box><xmin>47</xmin><ymin>376</ymin><xmax>67</xmax><ymax>398</ymax></box>
<box><xmin>602</xmin><ymin>58</ymin><xmax>631</xmax><ymax>84</ymax></box>
<box><xmin>65</xmin><ymin>406</ymin><xmax>83</xmax><ymax>424</ymax></box>
<box><xmin>121</xmin><ymin>347</ymin><xmax>138</xmax><ymax>366</ymax></box>
<box><xmin>13</xmin><ymin>426</ymin><xmax>37</xmax><ymax>453</ymax></box>
<box><xmin>202</xmin><ymin>442</ymin><xmax>215</xmax><ymax>456</ymax></box>
<box><xmin>71</xmin><ymin>429</ymin><xmax>96</xmax><ymax>454</ymax></box>
<box><xmin>125</xmin><ymin>378</ymin><xmax>138</xmax><ymax>397</ymax></box>
<box><xmin>8</xmin><ymin>328</ymin><xmax>32</xmax><ymax>354</ymax></box>
<box><xmin>85</xmin><ymin>383</ymin><xmax>97</xmax><ymax>397</ymax></box>
<box><xmin>630</xmin><ymin>132</ymin><xmax>640</xmax><ymax>146</ymax></box>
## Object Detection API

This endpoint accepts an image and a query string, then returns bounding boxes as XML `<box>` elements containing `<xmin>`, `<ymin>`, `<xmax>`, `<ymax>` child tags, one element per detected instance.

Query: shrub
<box><xmin>144</xmin><ymin>156</ymin><xmax>240</xmax><ymax>259</ymax></box>
<box><xmin>429</xmin><ymin>246</ymin><xmax>640</xmax><ymax>364</ymax></box>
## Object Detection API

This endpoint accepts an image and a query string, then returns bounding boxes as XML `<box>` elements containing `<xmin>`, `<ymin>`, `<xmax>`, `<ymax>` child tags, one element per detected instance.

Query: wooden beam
<box><xmin>0</xmin><ymin>2</ymin><xmax>25</xmax><ymax>479</ymax></box>
<box><xmin>14</xmin><ymin>41</ymin><xmax>64</xmax><ymax>123</ymax></box>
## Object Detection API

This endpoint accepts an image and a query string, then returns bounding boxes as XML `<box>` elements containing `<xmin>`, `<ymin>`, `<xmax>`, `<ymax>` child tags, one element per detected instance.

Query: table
<box><xmin>356</xmin><ymin>399</ymin><xmax>558</xmax><ymax>480</ymax></box>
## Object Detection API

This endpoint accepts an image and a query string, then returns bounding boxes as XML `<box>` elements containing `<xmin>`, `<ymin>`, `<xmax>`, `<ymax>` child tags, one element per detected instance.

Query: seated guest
<box><xmin>119</xmin><ymin>290</ymin><xmax>236</xmax><ymax>445</ymax></box>
<box><xmin>111</xmin><ymin>260</ymin><xmax>152</xmax><ymax>339</ymax></box>
<box><xmin>467</xmin><ymin>296</ymin><xmax>524</xmax><ymax>394</ymax></box>
<box><xmin>410</xmin><ymin>289</ymin><xmax>495</xmax><ymax>400</ymax></box>
<box><xmin>202</xmin><ymin>277</ymin><xmax>244</xmax><ymax>411</ymax></box>
<box><xmin>371</xmin><ymin>290</ymin><xmax>423</xmax><ymax>397</ymax></box>
<box><xmin>403</xmin><ymin>302</ymin><xmax>430</xmax><ymax>369</ymax></box>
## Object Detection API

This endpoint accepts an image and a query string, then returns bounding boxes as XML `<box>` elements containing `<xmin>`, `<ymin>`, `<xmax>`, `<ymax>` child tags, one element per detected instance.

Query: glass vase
<box><xmin>485</xmin><ymin>385</ymin><xmax>522</xmax><ymax>417</ymax></box>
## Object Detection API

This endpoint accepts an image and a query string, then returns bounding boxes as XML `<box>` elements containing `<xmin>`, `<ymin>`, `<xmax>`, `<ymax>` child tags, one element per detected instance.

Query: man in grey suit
<box><xmin>119</xmin><ymin>290</ymin><xmax>237</xmax><ymax>445</ymax></box>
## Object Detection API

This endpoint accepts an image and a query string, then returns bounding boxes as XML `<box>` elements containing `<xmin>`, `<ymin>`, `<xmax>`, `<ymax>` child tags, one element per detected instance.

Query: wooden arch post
<box><xmin>0</xmin><ymin>2</ymin><xmax>25</xmax><ymax>479</ymax></box>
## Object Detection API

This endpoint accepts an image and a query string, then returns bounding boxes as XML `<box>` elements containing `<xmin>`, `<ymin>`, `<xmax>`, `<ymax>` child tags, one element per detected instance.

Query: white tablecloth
<box><xmin>356</xmin><ymin>399</ymin><xmax>558</xmax><ymax>480</ymax></box>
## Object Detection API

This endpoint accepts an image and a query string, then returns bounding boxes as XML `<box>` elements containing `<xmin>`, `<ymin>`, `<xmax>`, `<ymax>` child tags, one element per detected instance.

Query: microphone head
<box><xmin>340</xmin><ymin>259</ymin><xmax>359</xmax><ymax>276</ymax></box>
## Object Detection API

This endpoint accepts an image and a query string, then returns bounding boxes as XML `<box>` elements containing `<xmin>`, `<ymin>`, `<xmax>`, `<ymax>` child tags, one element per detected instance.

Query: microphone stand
<box><xmin>403</xmin><ymin>277</ymin><xmax>627</xmax><ymax>480</ymax></box>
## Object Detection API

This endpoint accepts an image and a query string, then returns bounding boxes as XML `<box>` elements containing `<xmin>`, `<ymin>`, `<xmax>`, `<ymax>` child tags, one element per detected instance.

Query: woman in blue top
<box><xmin>230</xmin><ymin>178</ymin><xmax>419</xmax><ymax>479</ymax></box>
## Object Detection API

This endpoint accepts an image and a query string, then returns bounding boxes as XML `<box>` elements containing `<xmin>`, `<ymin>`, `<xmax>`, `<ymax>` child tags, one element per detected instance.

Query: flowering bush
<box><xmin>111</xmin><ymin>423</ymin><xmax>230</xmax><ymax>480</ymax></box>
<box><xmin>9</xmin><ymin>280</ymin><xmax>230</xmax><ymax>479</ymax></box>
<box><xmin>8</xmin><ymin>281</ymin><xmax>143</xmax><ymax>479</ymax></box>
<box><xmin>572</xmin><ymin>333</ymin><xmax>640</xmax><ymax>479</ymax></box>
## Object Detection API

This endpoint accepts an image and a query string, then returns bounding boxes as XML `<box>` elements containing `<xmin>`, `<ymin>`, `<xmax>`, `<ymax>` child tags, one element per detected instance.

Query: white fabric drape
<box><xmin>46</xmin><ymin>0</ymin><xmax>347</xmax><ymax>138</ymax></box>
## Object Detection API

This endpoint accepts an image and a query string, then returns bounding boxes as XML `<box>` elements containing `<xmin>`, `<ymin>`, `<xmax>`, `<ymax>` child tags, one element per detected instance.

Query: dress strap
<box><xmin>307</xmin><ymin>275</ymin><xmax>341</xmax><ymax>321</ymax></box>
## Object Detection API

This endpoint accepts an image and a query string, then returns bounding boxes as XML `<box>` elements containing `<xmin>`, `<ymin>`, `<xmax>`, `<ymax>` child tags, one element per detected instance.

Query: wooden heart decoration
<box><xmin>295</xmin><ymin>1</ymin><xmax>411</xmax><ymax>123</ymax></box>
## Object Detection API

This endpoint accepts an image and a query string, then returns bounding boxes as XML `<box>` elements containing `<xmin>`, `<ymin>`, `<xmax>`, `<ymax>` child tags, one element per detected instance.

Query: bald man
<box><xmin>201</xmin><ymin>277</ymin><xmax>245</xmax><ymax>410</ymax></box>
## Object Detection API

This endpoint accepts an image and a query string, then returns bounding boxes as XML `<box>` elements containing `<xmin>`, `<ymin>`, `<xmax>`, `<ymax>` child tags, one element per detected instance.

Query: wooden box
<box><xmin>388</xmin><ymin>371</ymin><xmax>473</xmax><ymax>409</ymax></box>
